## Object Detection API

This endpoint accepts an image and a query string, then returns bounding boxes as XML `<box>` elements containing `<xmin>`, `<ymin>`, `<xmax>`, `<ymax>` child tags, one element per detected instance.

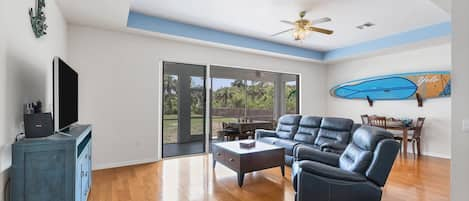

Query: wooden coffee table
<box><xmin>212</xmin><ymin>140</ymin><xmax>285</xmax><ymax>187</ymax></box>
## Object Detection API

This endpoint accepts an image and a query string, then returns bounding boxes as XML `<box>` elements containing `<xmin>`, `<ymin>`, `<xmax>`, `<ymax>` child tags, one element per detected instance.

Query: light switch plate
<box><xmin>463</xmin><ymin>119</ymin><xmax>469</xmax><ymax>132</ymax></box>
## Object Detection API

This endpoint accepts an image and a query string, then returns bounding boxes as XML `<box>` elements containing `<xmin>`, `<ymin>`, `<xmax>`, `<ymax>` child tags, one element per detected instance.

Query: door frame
<box><xmin>158</xmin><ymin>60</ymin><xmax>211</xmax><ymax>160</ymax></box>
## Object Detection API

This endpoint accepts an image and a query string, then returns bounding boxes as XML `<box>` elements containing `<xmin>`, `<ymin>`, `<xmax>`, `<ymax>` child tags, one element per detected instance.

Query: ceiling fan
<box><xmin>272</xmin><ymin>11</ymin><xmax>333</xmax><ymax>41</ymax></box>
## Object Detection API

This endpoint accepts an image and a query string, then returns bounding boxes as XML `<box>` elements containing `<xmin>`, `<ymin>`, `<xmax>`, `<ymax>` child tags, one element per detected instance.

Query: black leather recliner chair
<box><xmin>292</xmin><ymin>126</ymin><xmax>400</xmax><ymax>201</ymax></box>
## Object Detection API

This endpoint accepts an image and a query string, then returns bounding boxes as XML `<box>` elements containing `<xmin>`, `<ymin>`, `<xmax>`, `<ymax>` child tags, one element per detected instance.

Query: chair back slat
<box><xmin>361</xmin><ymin>114</ymin><xmax>370</xmax><ymax>125</ymax></box>
<box><xmin>369</xmin><ymin>115</ymin><xmax>387</xmax><ymax>129</ymax></box>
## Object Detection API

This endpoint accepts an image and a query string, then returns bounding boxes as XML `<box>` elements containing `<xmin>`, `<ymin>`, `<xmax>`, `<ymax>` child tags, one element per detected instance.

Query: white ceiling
<box><xmin>56</xmin><ymin>0</ymin><xmax>131</xmax><ymax>28</ymax></box>
<box><xmin>130</xmin><ymin>0</ymin><xmax>450</xmax><ymax>51</ymax></box>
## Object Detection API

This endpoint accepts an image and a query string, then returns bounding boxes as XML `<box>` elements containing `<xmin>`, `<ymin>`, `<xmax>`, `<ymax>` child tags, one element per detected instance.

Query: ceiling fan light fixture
<box><xmin>293</xmin><ymin>30</ymin><xmax>307</xmax><ymax>41</ymax></box>
<box><xmin>273</xmin><ymin>11</ymin><xmax>333</xmax><ymax>41</ymax></box>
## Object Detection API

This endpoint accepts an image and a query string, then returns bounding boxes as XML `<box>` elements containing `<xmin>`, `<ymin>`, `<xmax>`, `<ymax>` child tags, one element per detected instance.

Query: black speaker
<box><xmin>24</xmin><ymin>113</ymin><xmax>54</xmax><ymax>138</ymax></box>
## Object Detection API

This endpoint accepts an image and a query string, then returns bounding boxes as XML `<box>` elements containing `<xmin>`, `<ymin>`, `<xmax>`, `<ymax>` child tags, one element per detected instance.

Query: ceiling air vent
<box><xmin>356</xmin><ymin>22</ymin><xmax>375</xmax><ymax>30</ymax></box>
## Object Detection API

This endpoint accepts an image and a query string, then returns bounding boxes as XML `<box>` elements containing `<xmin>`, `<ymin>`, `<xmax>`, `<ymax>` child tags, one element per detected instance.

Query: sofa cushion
<box><xmin>294</xmin><ymin>116</ymin><xmax>322</xmax><ymax>144</ymax></box>
<box><xmin>314</xmin><ymin>117</ymin><xmax>354</xmax><ymax>147</ymax></box>
<box><xmin>315</xmin><ymin>129</ymin><xmax>350</xmax><ymax>146</ymax></box>
<box><xmin>352</xmin><ymin>126</ymin><xmax>390</xmax><ymax>151</ymax></box>
<box><xmin>339</xmin><ymin>143</ymin><xmax>373</xmax><ymax>174</ymax></box>
<box><xmin>320</xmin><ymin>117</ymin><xmax>354</xmax><ymax>131</ymax></box>
<box><xmin>274</xmin><ymin>139</ymin><xmax>300</xmax><ymax>156</ymax></box>
<box><xmin>276</xmin><ymin>114</ymin><xmax>302</xmax><ymax>139</ymax></box>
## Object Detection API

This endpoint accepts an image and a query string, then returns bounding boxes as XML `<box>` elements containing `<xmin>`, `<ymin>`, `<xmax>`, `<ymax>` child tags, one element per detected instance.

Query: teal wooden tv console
<box><xmin>11</xmin><ymin>125</ymin><xmax>92</xmax><ymax>201</ymax></box>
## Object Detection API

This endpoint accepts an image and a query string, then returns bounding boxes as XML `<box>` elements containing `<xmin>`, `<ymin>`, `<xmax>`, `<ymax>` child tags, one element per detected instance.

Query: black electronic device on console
<box><xmin>24</xmin><ymin>112</ymin><xmax>54</xmax><ymax>138</ymax></box>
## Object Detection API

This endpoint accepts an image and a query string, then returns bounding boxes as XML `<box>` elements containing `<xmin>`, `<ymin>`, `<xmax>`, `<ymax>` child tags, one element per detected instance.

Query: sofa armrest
<box><xmin>255</xmin><ymin>129</ymin><xmax>277</xmax><ymax>139</ymax></box>
<box><xmin>295</xmin><ymin>145</ymin><xmax>340</xmax><ymax>167</ymax></box>
<box><xmin>295</xmin><ymin>161</ymin><xmax>382</xmax><ymax>201</ymax></box>
<box><xmin>298</xmin><ymin>161</ymin><xmax>367</xmax><ymax>182</ymax></box>
<box><xmin>320</xmin><ymin>142</ymin><xmax>347</xmax><ymax>154</ymax></box>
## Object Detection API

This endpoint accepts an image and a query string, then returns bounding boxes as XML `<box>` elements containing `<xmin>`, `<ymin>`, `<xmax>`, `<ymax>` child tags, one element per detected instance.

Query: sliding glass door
<box><xmin>209</xmin><ymin>66</ymin><xmax>299</xmax><ymax>145</ymax></box>
<box><xmin>160</xmin><ymin>63</ymin><xmax>299</xmax><ymax>157</ymax></box>
<box><xmin>162</xmin><ymin>62</ymin><xmax>206</xmax><ymax>158</ymax></box>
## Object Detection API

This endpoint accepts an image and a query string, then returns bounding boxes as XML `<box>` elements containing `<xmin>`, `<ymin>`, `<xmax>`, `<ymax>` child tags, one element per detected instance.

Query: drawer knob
<box><xmin>216</xmin><ymin>152</ymin><xmax>221</xmax><ymax>156</ymax></box>
<box><xmin>229</xmin><ymin>158</ymin><xmax>234</xmax><ymax>162</ymax></box>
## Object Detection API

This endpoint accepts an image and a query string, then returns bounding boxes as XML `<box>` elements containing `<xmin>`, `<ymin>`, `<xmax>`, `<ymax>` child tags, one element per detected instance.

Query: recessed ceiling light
<box><xmin>357</xmin><ymin>22</ymin><xmax>375</xmax><ymax>30</ymax></box>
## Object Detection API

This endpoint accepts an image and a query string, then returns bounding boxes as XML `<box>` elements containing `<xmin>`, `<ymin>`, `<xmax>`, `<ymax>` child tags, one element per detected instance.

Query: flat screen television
<box><xmin>53</xmin><ymin>57</ymin><xmax>78</xmax><ymax>131</ymax></box>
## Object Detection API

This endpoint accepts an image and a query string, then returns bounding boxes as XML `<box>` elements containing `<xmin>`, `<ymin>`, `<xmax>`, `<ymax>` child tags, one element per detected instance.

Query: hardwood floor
<box><xmin>88</xmin><ymin>154</ymin><xmax>449</xmax><ymax>201</ymax></box>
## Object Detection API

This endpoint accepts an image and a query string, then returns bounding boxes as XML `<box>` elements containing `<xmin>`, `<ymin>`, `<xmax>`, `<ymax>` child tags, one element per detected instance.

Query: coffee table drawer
<box><xmin>223</xmin><ymin>150</ymin><xmax>240</xmax><ymax>170</ymax></box>
<box><xmin>212</xmin><ymin>146</ymin><xmax>225</xmax><ymax>161</ymax></box>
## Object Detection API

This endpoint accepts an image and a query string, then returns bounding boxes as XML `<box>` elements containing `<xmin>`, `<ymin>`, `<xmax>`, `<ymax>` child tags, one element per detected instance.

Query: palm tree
<box><xmin>163</xmin><ymin>75</ymin><xmax>177</xmax><ymax>94</ymax></box>
<box><xmin>231</xmin><ymin>80</ymin><xmax>246</xmax><ymax>88</ymax></box>
<box><xmin>247</xmin><ymin>81</ymin><xmax>267</xmax><ymax>100</ymax></box>
<box><xmin>163</xmin><ymin>75</ymin><xmax>178</xmax><ymax>114</ymax></box>
<box><xmin>215</xmin><ymin>88</ymin><xmax>233</xmax><ymax>107</ymax></box>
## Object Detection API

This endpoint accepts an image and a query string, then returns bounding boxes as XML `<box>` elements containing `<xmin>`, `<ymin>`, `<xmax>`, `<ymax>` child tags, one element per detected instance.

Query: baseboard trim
<box><xmin>421</xmin><ymin>152</ymin><xmax>451</xmax><ymax>159</ymax></box>
<box><xmin>93</xmin><ymin>158</ymin><xmax>160</xmax><ymax>170</ymax></box>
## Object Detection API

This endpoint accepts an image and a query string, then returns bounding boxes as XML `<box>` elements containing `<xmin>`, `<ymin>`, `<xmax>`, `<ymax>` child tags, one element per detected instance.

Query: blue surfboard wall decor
<box><xmin>330</xmin><ymin>71</ymin><xmax>451</xmax><ymax>101</ymax></box>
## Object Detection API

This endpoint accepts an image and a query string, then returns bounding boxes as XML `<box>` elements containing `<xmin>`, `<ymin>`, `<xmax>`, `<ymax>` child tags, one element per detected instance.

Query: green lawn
<box><xmin>163</xmin><ymin>114</ymin><xmax>237</xmax><ymax>143</ymax></box>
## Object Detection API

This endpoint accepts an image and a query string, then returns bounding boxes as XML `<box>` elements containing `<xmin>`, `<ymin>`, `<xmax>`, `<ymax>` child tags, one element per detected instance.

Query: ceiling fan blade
<box><xmin>280</xmin><ymin>20</ymin><xmax>295</xmax><ymax>25</ymax></box>
<box><xmin>308</xmin><ymin>26</ymin><xmax>334</xmax><ymax>35</ymax></box>
<box><xmin>271</xmin><ymin>28</ymin><xmax>295</xmax><ymax>36</ymax></box>
<box><xmin>311</xmin><ymin>17</ymin><xmax>331</xmax><ymax>24</ymax></box>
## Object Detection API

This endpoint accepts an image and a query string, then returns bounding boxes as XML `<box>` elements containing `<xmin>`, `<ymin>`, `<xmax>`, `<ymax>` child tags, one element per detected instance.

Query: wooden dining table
<box><xmin>384</xmin><ymin>121</ymin><xmax>416</xmax><ymax>158</ymax></box>
<box><xmin>225</xmin><ymin>121</ymin><xmax>274</xmax><ymax>139</ymax></box>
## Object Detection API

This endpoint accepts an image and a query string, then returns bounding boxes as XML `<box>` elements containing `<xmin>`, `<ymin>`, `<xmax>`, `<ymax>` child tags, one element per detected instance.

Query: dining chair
<box><xmin>272</xmin><ymin>119</ymin><xmax>278</xmax><ymax>129</ymax></box>
<box><xmin>239</xmin><ymin>116</ymin><xmax>250</xmax><ymax>123</ymax></box>
<box><xmin>369</xmin><ymin>115</ymin><xmax>387</xmax><ymax>129</ymax></box>
<box><xmin>395</xmin><ymin>117</ymin><xmax>425</xmax><ymax>156</ymax></box>
<box><xmin>361</xmin><ymin>114</ymin><xmax>370</xmax><ymax>125</ymax></box>
<box><xmin>219</xmin><ymin>122</ymin><xmax>240</xmax><ymax>141</ymax></box>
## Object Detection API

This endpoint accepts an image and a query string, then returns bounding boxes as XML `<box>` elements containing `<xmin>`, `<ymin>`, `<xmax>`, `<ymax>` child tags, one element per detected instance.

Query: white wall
<box><xmin>326</xmin><ymin>43</ymin><xmax>451</xmax><ymax>158</ymax></box>
<box><xmin>0</xmin><ymin>0</ymin><xmax>7</xmax><ymax>199</ymax></box>
<box><xmin>67</xmin><ymin>25</ymin><xmax>328</xmax><ymax>169</ymax></box>
<box><xmin>451</xmin><ymin>0</ymin><xmax>469</xmax><ymax>200</ymax></box>
<box><xmin>0</xmin><ymin>0</ymin><xmax>68</xmax><ymax>199</ymax></box>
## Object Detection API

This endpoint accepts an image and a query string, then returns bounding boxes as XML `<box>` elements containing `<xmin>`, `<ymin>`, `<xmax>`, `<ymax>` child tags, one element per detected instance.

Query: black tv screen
<box><xmin>53</xmin><ymin>57</ymin><xmax>78</xmax><ymax>131</ymax></box>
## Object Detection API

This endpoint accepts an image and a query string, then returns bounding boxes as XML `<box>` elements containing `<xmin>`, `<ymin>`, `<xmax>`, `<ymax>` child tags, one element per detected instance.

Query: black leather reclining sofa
<box><xmin>255</xmin><ymin>114</ymin><xmax>360</xmax><ymax>166</ymax></box>
<box><xmin>256</xmin><ymin>115</ymin><xmax>400</xmax><ymax>201</ymax></box>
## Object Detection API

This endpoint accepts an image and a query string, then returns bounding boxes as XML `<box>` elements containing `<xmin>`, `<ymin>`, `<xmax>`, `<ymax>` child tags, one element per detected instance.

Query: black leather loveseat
<box><xmin>292</xmin><ymin>126</ymin><xmax>400</xmax><ymax>201</ymax></box>
<box><xmin>255</xmin><ymin>115</ymin><xmax>360</xmax><ymax>166</ymax></box>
